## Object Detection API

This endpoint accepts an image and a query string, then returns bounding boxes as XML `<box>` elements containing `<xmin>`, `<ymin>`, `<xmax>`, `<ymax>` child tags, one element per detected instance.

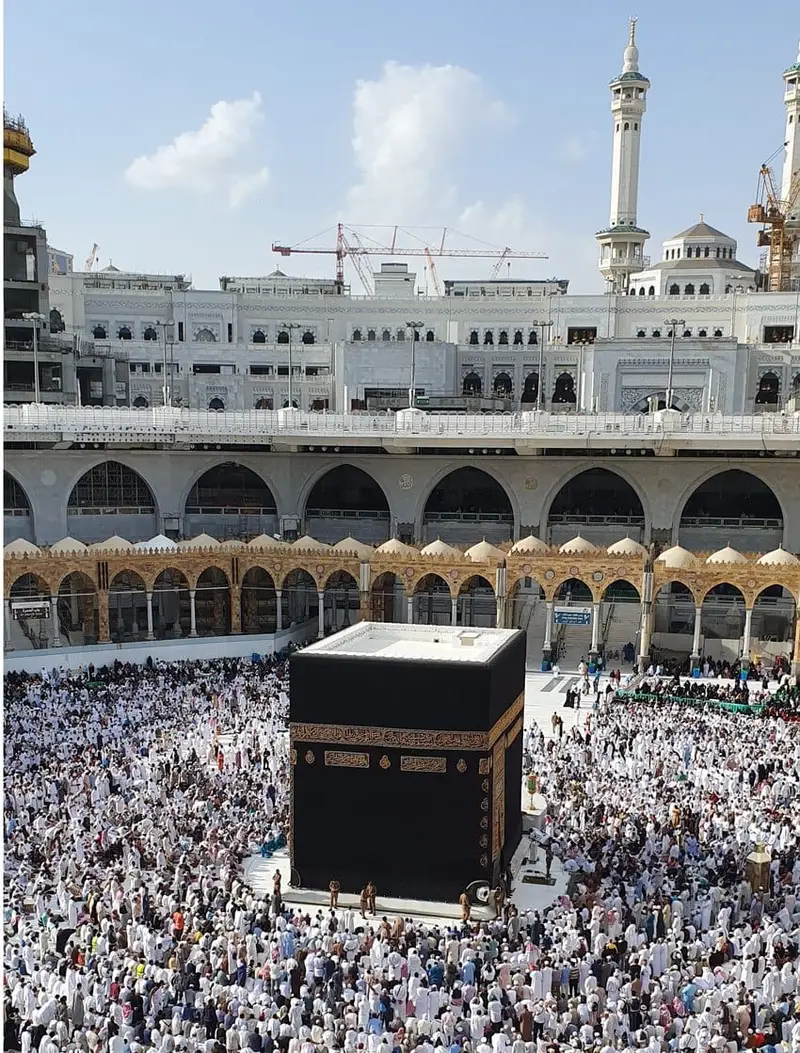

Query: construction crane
<box><xmin>271</xmin><ymin>223</ymin><xmax>547</xmax><ymax>294</ymax></box>
<box><xmin>747</xmin><ymin>158</ymin><xmax>800</xmax><ymax>292</ymax></box>
<box><xmin>84</xmin><ymin>243</ymin><xmax>99</xmax><ymax>272</ymax></box>
<box><xmin>423</xmin><ymin>247</ymin><xmax>443</xmax><ymax>296</ymax></box>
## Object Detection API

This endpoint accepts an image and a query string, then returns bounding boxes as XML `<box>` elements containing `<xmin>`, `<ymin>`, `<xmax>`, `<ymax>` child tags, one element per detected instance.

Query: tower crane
<box><xmin>747</xmin><ymin>158</ymin><xmax>800</xmax><ymax>292</ymax></box>
<box><xmin>424</xmin><ymin>247</ymin><xmax>443</xmax><ymax>297</ymax></box>
<box><xmin>271</xmin><ymin>223</ymin><xmax>547</xmax><ymax>295</ymax></box>
<box><xmin>84</xmin><ymin>243</ymin><xmax>99</xmax><ymax>272</ymax></box>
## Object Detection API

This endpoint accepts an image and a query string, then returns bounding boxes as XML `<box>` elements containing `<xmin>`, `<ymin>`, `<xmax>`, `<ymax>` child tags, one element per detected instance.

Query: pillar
<box><xmin>50</xmin><ymin>595</ymin><xmax>62</xmax><ymax>648</ymax></box>
<box><xmin>638</xmin><ymin>566</ymin><xmax>654</xmax><ymax>671</ymax></box>
<box><xmin>98</xmin><ymin>591</ymin><xmax>110</xmax><ymax>643</ymax></box>
<box><xmin>230</xmin><ymin>586</ymin><xmax>241</xmax><ymax>634</ymax></box>
<box><xmin>741</xmin><ymin>607</ymin><xmax>753</xmax><ymax>669</ymax></box>
<box><xmin>358</xmin><ymin>592</ymin><xmax>369</xmax><ymax>622</ymax></box>
<box><xmin>406</xmin><ymin>595</ymin><xmax>414</xmax><ymax>624</ymax></box>
<box><xmin>690</xmin><ymin>606</ymin><xmax>702</xmax><ymax>672</ymax></box>
<box><xmin>451</xmin><ymin>596</ymin><xmax>458</xmax><ymax>626</ymax></box>
<box><xmin>792</xmin><ymin>614</ymin><xmax>800</xmax><ymax>677</ymax></box>
<box><xmin>317</xmin><ymin>591</ymin><xmax>325</xmax><ymax>639</ymax></box>
<box><xmin>496</xmin><ymin>595</ymin><xmax>505</xmax><ymax>628</ymax></box>
<box><xmin>543</xmin><ymin>599</ymin><xmax>554</xmax><ymax>664</ymax></box>
<box><xmin>189</xmin><ymin>589</ymin><xmax>198</xmax><ymax>637</ymax></box>
<box><xmin>275</xmin><ymin>589</ymin><xmax>283</xmax><ymax>632</ymax></box>
<box><xmin>145</xmin><ymin>592</ymin><xmax>154</xmax><ymax>641</ymax></box>
<box><xmin>4</xmin><ymin>602</ymin><xmax>13</xmax><ymax>648</ymax></box>
<box><xmin>589</xmin><ymin>602</ymin><xmax>601</xmax><ymax>659</ymax></box>
<box><xmin>495</xmin><ymin>566</ymin><xmax>507</xmax><ymax>629</ymax></box>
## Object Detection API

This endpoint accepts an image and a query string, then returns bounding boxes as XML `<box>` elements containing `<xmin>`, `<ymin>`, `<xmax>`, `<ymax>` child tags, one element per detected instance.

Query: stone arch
<box><xmin>7</xmin><ymin>572</ymin><xmax>55</xmax><ymax>650</ymax></box>
<box><xmin>752</xmin><ymin>583</ymin><xmax>796</xmax><ymax>653</ymax></box>
<box><xmin>8</xmin><ymin>570</ymin><xmax>55</xmax><ymax>601</ymax></box>
<box><xmin>544</xmin><ymin>466</ymin><xmax>647</xmax><ymax>545</ymax></box>
<box><xmin>67</xmin><ymin>460</ymin><xmax>158</xmax><ymax>543</ymax></box>
<box><xmin>463</xmin><ymin>372</ymin><xmax>482</xmax><ymax>396</ymax></box>
<box><xmin>699</xmin><ymin>582</ymin><xmax>746</xmax><ymax>666</ymax></box>
<box><xmin>108</xmin><ymin>569</ymin><xmax>148</xmax><ymax>642</ymax></box>
<box><xmin>184</xmin><ymin>462</ymin><xmax>278</xmax><ymax>541</ymax></box>
<box><xmin>370</xmin><ymin>570</ymin><xmax>405</xmax><ymax>622</ymax></box>
<box><xmin>4</xmin><ymin>470</ymin><xmax>34</xmax><ymax>543</ymax></box>
<box><xmin>323</xmin><ymin>569</ymin><xmax>359</xmax><ymax>634</ymax></box>
<box><xmin>412</xmin><ymin>573</ymin><xmax>453</xmax><ymax>624</ymax></box>
<box><xmin>652</xmin><ymin>580</ymin><xmax>697</xmax><ymax>664</ymax></box>
<box><xmin>677</xmin><ymin>468</ymin><xmax>785</xmax><ymax>550</ymax></box>
<box><xmin>281</xmin><ymin>567</ymin><xmax>320</xmax><ymax>628</ymax></box>
<box><xmin>194</xmin><ymin>565</ymin><xmax>231</xmax><ymax>635</ymax></box>
<box><xmin>508</xmin><ymin>575</ymin><xmax>546</xmax><ymax>635</ymax></box>
<box><xmin>57</xmin><ymin>571</ymin><xmax>99</xmax><ymax>645</ymax></box>
<box><xmin>302</xmin><ymin>464</ymin><xmax>390</xmax><ymax>545</ymax></box>
<box><xmin>195</xmin><ymin>327</ymin><xmax>217</xmax><ymax>342</ymax></box>
<box><xmin>419</xmin><ymin>465</ymin><xmax>517</xmax><ymax>545</ymax></box>
<box><xmin>520</xmin><ymin>372</ymin><xmax>539</xmax><ymax>405</ymax></box>
<box><xmin>241</xmin><ymin>566</ymin><xmax>277</xmax><ymax>635</ymax></box>
<box><xmin>457</xmin><ymin>574</ymin><xmax>496</xmax><ymax>627</ymax></box>
<box><xmin>600</xmin><ymin>579</ymin><xmax>641</xmax><ymax>664</ymax></box>
<box><xmin>152</xmin><ymin>567</ymin><xmax>191</xmax><ymax>638</ymax></box>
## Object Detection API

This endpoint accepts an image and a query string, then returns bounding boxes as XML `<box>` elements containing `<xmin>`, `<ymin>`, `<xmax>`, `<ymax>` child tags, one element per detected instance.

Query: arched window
<box><xmin>520</xmin><ymin>373</ymin><xmax>538</xmax><ymax>405</ymax></box>
<box><xmin>629</xmin><ymin>288</ymin><xmax>636</xmax><ymax>296</ymax></box>
<box><xmin>716</xmin><ymin>247</ymin><xmax>721</xmax><ymax>258</ymax></box>
<box><xmin>382</xmin><ymin>329</ymin><xmax>391</xmax><ymax>341</ymax></box>
<box><xmin>469</xmin><ymin>330</ymin><xmax>479</xmax><ymax>345</ymax></box>
<box><xmin>552</xmin><ymin>372</ymin><xmax>576</xmax><ymax>405</ymax></box>
<box><xmin>755</xmin><ymin>372</ymin><xmax>780</xmax><ymax>406</ymax></box>
<box><xmin>637</xmin><ymin>330</ymin><xmax>646</xmax><ymax>338</ymax></box>
<box><xmin>683</xmin><ymin>329</ymin><xmax>692</xmax><ymax>338</ymax></box>
<box><xmin>49</xmin><ymin>308</ymin><xmax>65</xmax><ymax>333</ymax></box>
<box><xmin>118</xmin><ymin>326</ymin><xmax>132</xmax><ymax>340</ymax></box>
<box><xmin>195</xmin><ymin>328</ymin><xmax>216</xmax><ymax>342</ymax></box>
<box><xmin>498</xmin><ymin>330</ymin><xmax>508</xmax><ymax>345</ymax></box>
<box><xmin>624</xmin><ymin>122</ymin><xmax>629</xmax><ymax>130</ymax></box>
<box><xmin>699</xmin><ymin>283</ymin><xmax>710</xmax><ymax>295</ymax></box>
<box><xmin>652</xmin><ymin>329</ymin><xmax>661</xmax><ymax>338</ymax></box>
<box><xmin>793</xmin><ymin>372</ymin><xmax>800</xmax><ymax>394</ymax></box>
<box><xmin>493</xmin><ymin>372</ymin><xmax>512</xmax><ymax>397</ymax></box>
<box><xmin>92</xmin><ymin>325</ymin><xmax>107</xmax><ymax>339</ymax></box>
<box><xmin>463</xmin><ymin>372</ymin><xmax>482</xmax><ymax>396</ymax></box>
<box><xmin>483</xmin><ymin>331</ymin><xmax>494</xmax><ymax>345</ymax></box>
<box><xmin>301</xmin><ymin>331</ymin><xmax>315</xmax><ymax>344</ymax></box>
<box><xmin>254</xmin><ymin>397</ymin><xmax>273</xmax><ymax>410</ymax></box>
<box><xmin>513</xmin><ymin>330</ymin><xmax>523</xmax><ymax>345</ymax></box>
<box><xmin>143</xmin><ymin>326</ymin><xmax>158</xmax><ymax>341</ymax></box>
<box><xmin>668</xmin><ymin>284</ymin><xmax>679</xmax><ymax>296</ymax></box>
<box><xmin>698</xmin><ymin>329</ymin><xmax>707</xmax><ymax>338</ymax></box>
<box><xmin>208</xmin><ymin>397</ymin><xmax>225</xmax><ymax>411</ymax></box>
<box><xmin>352</xmin><ymin>329</ymin><xmax>362</xmax><ymax>342</ymax></box>
<box><xmin>252</xmin><ymin>329</ymin><xmax>266</xmax><ymax>343</ymax></box>
<box><xmin>684</xmin><ymin>283</ymin><xmax>695</xmax><ymax>295</ymax></box>
<box><xmin>713</xmin><ymin>329</ymin><xmax>723</xmax><ymax>338</ymax></box>
<box><xmin>704</xmin><ymin>246</ymin><xmax>710</xmax><ymax>257</ymax></box>
<box><xmin>638</xmin><ymin>287</ymin><xmax>645</xmax><ymax>295</ymax></box>
<box><xmin>725</xmin><ymin>285</ymin><xmax>732</xmax><ymax>294</ymax></box>
<box><xmin>396</xmin><ymin>329</ymin><xmax>405</xmax><ymax>341</ymax></box>
<box><xmin>132</xmin><ymin>395</ymin><xmax>149</xmax><ymax>408</ymax></box>
<box><xmin>648</xmin><ymin>286</ymin><xmax>655</xmax><ymax>296</ymax></box>
<box><xmin>276</xmin><ymin>330</ymin><xmax>289</xmax><ymax>344</ymax></box>
<box><xmin>426</xmin><ymin>329</ymin><xmax>435</xmax><ymax>342</ymax></box>
<box><xmin>528</xmin><ymin>330</ymin><xmax>538</xmax><ymax>345</ymax></box>
<box><xmin>367</xmin><ymin>329</ymin><xmax>376</xmax><ymax>341</ymax></box>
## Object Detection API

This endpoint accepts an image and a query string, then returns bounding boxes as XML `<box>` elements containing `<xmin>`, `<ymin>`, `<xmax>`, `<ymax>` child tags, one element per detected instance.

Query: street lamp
<box><xmin>663</xmin><ymin>318</ymin><xmax>685</xmax><ymax>410</ymax></box>
<box><xmin>22</xmin><ymin>311</ymin><xmax>45</xmax><ymax>403</ymax></box>
<box><xmin>281</xmin><ymin>323</ymin><xmax>302</xmax><ymax>409</ymax></box>
<box><xmin>532</xmin><ymin>319</ymin><xmax>554</xmax><ymax>410</ymax></box>
<box><xmin>154</xmin><ymin>320</ymin><xmax>174</xmax><ymax>407</ymax></box>
<box><xmin>406</xmin><ymin>321</ymin><xmax>423</xmax><ymax>408</ymax></box>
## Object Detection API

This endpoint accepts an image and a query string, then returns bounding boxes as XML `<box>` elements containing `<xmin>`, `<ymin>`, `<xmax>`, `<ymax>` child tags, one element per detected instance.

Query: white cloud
<box><xmin>558</xmin><ymin>135</ymin><xmax>588</xmax><ymax>163</ymax></box>
<box><xmin>347</xmin><ymin>61</ymin><xmax>512</xmax><ymax>221</ymax></box>
<box><xmin>125</xmin><ymin>92</ymin><xmax>269</xmax><ymax>207</ymax></box>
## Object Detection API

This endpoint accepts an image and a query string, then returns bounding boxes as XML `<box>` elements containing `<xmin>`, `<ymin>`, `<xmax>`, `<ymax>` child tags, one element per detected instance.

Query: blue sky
<box><xmin>5</xmin><ymin>0</ymin><xmax>799</xmax><ymax>293</ymax></box>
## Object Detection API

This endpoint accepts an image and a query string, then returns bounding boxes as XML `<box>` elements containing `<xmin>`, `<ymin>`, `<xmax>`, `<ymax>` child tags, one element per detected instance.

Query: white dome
<box><xmin>421</xmin><ymin>539</ymin><xmax>461</xmax><ymax>558</ymax></box>
<box><xmin>607</xmin><ymin>537</ymin><xmax>648</xmax><ymax>558</ymax></box>
<box><xmin>333</xmin><ymin>537</ymin><xmax>374</xmax><ymax>559</ymax></box>
<box><xmin>134</xmin><ymin>534</ymin><xmax>177</xmax><ymax>551</ymax></box>
<box><xmin>510</xmin><ymin>535</ymin><xmax>550</xmax><ymax>555</ymax></box>
<box><xmin>656</xmin><ymin>545</ymin><xmax>699</xmax><ymax>570</ymax></box>
<box><xmin>178</xmin><ymin>533</ymin><xmax>221</xmax><ymax>550</ymax></box>
<box><xmin>4</xmin><ymin>537</ymin><xmax>41</xmax><ymax>556</ymax></box>
<box><xmin>88</xmin><ymin>535</ymin><xmax>134</xmax><ymax>552</ymax></box>
<box><xmin>558</xmin><ymin>535</ymin><xmax>598</xmax><ymax>555</ymax></box>
<box><xmin>48</xmin><ymin>536</ymin><xmax>88</xmax><ymax>554</ymax></box>
<box><xmin>248</xmin><ymin>534</ymin><xmax>289</xmax><ymax>550</ymax></box>
<box><xmin>756</xmin><ymin>546</ymin><xmax>799</xmax><ymax>567</ymax></box>
<box><xmin>376</xmin><ymin>538</ymin><xmax>418</xmax><ymax>556</ymax></box>
<box><xmin>292</xmin><ymin>535</ymin><xmax>330</xmax><ymax>552</ymax></box>
<box><xmin>706</xmin><ymin>545</ymin><xmax>748</xmax><ymax>565</ymax></box>
<box><xmin>465</xmin><ymin>540</ymin><xmax>505</xmax><ymax>563</ymax></box>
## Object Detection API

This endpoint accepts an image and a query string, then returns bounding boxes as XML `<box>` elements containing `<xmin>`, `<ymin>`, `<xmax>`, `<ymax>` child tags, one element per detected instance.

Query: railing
<box><xmin>4</xmin><ymin>405</ymin><xmax>800</xmax><ymax>444</ymax></box>
<box><xmin>185</xmin><ymin>505</ymin><xmax>277</xmax><ymax>517</ymax></box>
<box><xmin>680</xmin><ymin>516</ymin><xmax>782</xmax><ymax>529</ymax></box>
<box><xmin>550</xmin><ymin>513</ymin><xmax>646</xmax><ymax>526</ymax></box>
<box><xmin>424</xmin><ymin>511</ymin><xmax>514</xmax><ymax>523</ymax></box>
<box><xmin>306</xmin><ymin>508</ymin><xmax>390</xmax><ymax>520</ymax></box>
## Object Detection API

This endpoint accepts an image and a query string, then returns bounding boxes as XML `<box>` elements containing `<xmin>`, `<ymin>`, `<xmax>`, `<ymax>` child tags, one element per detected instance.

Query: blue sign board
<box><xmin>553</xmin><ymin>606</ymin><xmax>592</xmax><ymax>626</ymax></box>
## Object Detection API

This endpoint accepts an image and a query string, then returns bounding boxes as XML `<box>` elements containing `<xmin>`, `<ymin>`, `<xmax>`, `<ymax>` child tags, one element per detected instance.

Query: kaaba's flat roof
<box><xmin>300</xmin><ymin>622</ymin><xmax>519</xmax><ymax>664</ymax></box>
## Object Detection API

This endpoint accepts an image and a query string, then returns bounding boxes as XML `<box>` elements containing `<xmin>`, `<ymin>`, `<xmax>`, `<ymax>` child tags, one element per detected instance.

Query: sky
<box><xmin>5</xmin><ymin>0</ymin><xmax>799</xmax><ymax>294</ymax></box>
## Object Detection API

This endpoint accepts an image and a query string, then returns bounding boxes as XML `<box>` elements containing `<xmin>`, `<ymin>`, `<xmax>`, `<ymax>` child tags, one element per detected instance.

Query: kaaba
<box><xmin>289</xmin><ymin>622</ymin><xmax>525</xmax><ymax>902</ymax></box>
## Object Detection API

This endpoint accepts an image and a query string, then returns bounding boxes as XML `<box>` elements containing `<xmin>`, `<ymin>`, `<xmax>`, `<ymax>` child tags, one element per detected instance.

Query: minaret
<box><xmin>595</xmin><ymin>18</ymin><xmax>651</xmax><ymax>293</ymax></box>
<box><xmin>781</xmin><ymin>41</ymin><xmax>800</xmax><ymax>222</ymax></box>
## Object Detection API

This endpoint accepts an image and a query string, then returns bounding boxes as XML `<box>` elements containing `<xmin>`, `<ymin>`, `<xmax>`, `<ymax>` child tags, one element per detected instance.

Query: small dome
<box><xmin>88</xmin><ymin>535</ymin><xmax>134</xmax><ymax>552</ymax></box>
<box><xmin>656</xmin><ymin>545</ymin><xmax>699</xmax><ymax>569</ymax></box>
<box><xmin>178</xmin><ymin>533</ymin><xmax>221</xmax><ymax>550</ymax></box>
<box><xmin>706</xmin><ymin>545</ymin><xmax>748</xmax><ymax>565</ymax></box>
<box><xmin>376</xmin><ymin>538</ymin><xmax>418</xmax><ymax>556</ymax></box>
<box><xmin>756</xmin><ymin>546</ymin><xmax>799</xmax><ymax>567</ymax></box>
<box><xmin>465</xmin><ymin>540</ymin><xmax>505</xmax><ymax>563</ymax></box>
<box><xmin>134</xmin><ymin>533</ymin><xmax>177</xmax><ymax>551</ymax></box>
<box><xmin>248</xmin><ymin>534</ymin><xmax>289</xmax><ymax>550</ymax></box>
<box><xmin>510</xmin><ymin>535</ymin><xmax>550</xmax><ymax>555</ymax></box>
<box><xmin>292</xmin><ymin>535</ymin><xmax>330</xmax><ymax>552</ymax></box>
<box><xmin>333</xmin><ymin>537</ymin><xmax>374</xmax><ymax>559</ymax></box>
<box><xmin>607</xmin><ymin>537</ymin><xmax>648</xmax><ymax>558</ymax></box>
<box><xmin>48</xmin><ymin>536</ymin><xmax>88</xmax><ymax>554</ymax></box>
<box><xmin>4</xmin><ymin>537</ymin><xmax>40</xmax><ymax>556</ymax></box>
<box><xmin>558</xmin><ymin>535</ymin><xmax>598</xmax><ymax>555</ymax></box>
<box><xmin>421</xmin><ymin>539</ymin><xmax>461</xmax><ymax>558</ymax></box>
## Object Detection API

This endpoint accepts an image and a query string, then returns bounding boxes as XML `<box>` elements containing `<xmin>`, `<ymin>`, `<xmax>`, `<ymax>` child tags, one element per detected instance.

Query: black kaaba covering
<box><xmin>289</xmin><ymin>626</ymin><xmax>525</xmax><ymax>902</ymax></box>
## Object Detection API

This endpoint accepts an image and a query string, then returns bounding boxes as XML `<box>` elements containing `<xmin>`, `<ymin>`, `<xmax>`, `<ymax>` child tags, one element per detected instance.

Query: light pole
<box><xmin>532</xmin><ymin>319</ymin><xmax>553</xmax><ymax>410</ymax></box>
<box><xmin>725</xmin><ymin>276</ymin><xmax>744</xmax><ymax>339</ymax></box>
<box><xmin>575</xmin><ymin>340</ymin><xmax>590</xmax><ymax>411</ymax></box>
<box><xmin>406</xmin><ymin>320</ymin><xmax>423</xmax><ymax>408</ymax></box>
<box><xmin>154</xmin><ymin>320</ymin><xmax>174</xmax><ymax>407</ymax></box>
<box><xmin>281</xmin><ymin>323</ymin><xmax>301</xmax><ymax>409</ymax></box>
<box><xmin>663</xmin><ymin>318</ymin><xmax>685</xmax><ymax>410</ymax></box>
<box><xmin>22</xmin><ymin>311</ymin><xmax>45</xmax><ymax>402</ymax></box>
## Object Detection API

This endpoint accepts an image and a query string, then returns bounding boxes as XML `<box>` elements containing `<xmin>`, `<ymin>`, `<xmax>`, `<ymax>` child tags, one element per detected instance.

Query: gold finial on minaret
<box><xmin>629</xmin><ymin>16</ymin><xmax>637</xmax><ymax>46</ymax></box>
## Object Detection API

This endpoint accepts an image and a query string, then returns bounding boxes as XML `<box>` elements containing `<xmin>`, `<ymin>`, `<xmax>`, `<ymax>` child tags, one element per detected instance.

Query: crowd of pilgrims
<box><xmin>3</xmin><ymin>654</ymin><xmax>800</xmax><ymax>1053</ymax></box>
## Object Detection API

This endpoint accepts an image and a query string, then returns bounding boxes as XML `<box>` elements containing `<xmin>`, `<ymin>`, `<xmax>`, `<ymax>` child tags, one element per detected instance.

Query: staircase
<box><xmin>558</xmin><ymin>624</ymin><xmax>594</xmax><ymax>671</ymax></box>
<box><xmin>603</xmin><ymin>602</ymin><xmax>641</xmax><ymax>664</ymax></box>
<box><xmin>524</xmin><ymin>601</ymin><xmax>547</xmax><ymax>667</ymax></box>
